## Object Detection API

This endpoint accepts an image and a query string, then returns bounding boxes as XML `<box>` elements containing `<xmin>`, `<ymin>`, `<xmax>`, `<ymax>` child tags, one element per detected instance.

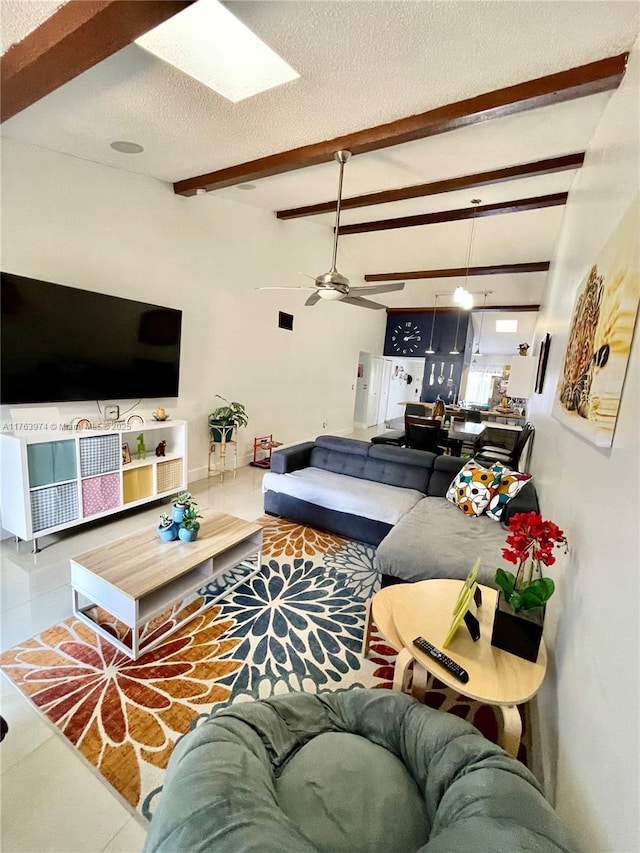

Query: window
<box><xmin>464</xmin><ymin>363</ymin><xmax>506</xmax><ymax>406</ymax></box>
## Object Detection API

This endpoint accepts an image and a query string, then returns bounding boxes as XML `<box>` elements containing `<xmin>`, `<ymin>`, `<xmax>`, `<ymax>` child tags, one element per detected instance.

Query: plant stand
<box><xmin>208</xmin><ymin>428</ymin><xmax>237</xmax><ymax>482</ymax></box>
<box><xmin>249</xmin><ymin>435</ymin><xmax>282</xmax><ymax>470</ymax></box>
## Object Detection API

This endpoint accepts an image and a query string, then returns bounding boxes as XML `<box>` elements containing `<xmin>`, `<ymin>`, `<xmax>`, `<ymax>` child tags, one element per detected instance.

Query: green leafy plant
<box><xmin>179</xmin><ymin>505</ymin><xmax>202</xmax><ymax>532</ymax></box>
<box><xmin>158</xmin><ymin>512</ymin><xmax>173</xmax><ymax>529</ymax></box>
<box><xmin>174</xmin><ymin>491</ymin><xmax>193</xmax><ymax>507</ymax></box>
<box><xmin>208</xmin><ymin>395</ymin><xmax>248</xmax><ymax>428</ymax></box>
<box><xmin>495</xmin><ymin>511</ymin><xmax>568</xmax><ymax>612</ymax></box>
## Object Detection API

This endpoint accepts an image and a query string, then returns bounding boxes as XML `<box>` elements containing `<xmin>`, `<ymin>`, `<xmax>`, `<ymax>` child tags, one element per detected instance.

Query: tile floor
<box><xmin>0</xmin><ymin>426</ymin><xmax>379</xmax><ymax>852</ymax></box>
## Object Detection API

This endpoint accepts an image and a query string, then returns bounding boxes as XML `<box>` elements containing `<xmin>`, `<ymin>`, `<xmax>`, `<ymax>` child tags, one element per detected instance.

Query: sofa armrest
<box><xmin>270</xmin><ymin>442</ymin><xmax>316</xmax><ymax>474</ymax></box>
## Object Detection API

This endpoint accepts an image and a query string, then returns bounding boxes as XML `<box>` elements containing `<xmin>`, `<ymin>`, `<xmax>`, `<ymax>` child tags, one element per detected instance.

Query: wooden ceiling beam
<box><xmin>174</xmin><ymin>54</ymin><xmax>626</xmax><ymax>196</ymax></box>
<box><xmin>1</xmin><ymin>0</ymin><xmax>195</xmax><ymax>123</ymax></box>
<box><xmin>365</xmin><ymin>263</ymin><xmax>550</xmax><ymax>282</ymax></box>
<box><xmin>386</xmin><ymin>305</ymin><xmax>541</xmax><ymax>314</ymax></box>
<box><xmin>339</xmin><ymin>193</ymin><xmax>567</xmax><ymax>235</ymax></box>
<box><xmin>276</xmin><ymin>154</ymin><xmax>584</xmax><ymax>220</ymax></box>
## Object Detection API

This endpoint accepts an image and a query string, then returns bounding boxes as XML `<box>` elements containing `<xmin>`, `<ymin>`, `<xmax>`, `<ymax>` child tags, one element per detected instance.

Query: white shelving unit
<box><xmin>0</xmin><ymin>419</ymin><xmax>187</xmax><ymax>551</ymax></box>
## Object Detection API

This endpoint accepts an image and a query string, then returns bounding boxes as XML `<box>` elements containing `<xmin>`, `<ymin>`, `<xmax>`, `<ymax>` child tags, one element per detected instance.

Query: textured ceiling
<box><xmin>2</xmin><ymin>1</ymin><xmax>638</xmax><ymax>182</ymax></box>
<box><xmin>2</xmin><ymin>0</ymin><xmax>639</xmax><ymax>334</ymax></box>
<box><xmin>0</xmin><ymin>1</ymin><xmax>63</xmax><ymax>55</ymax></box>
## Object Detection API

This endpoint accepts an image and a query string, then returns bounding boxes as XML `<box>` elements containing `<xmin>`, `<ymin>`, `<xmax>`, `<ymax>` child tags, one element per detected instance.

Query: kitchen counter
<box><xmin>401</xmin><ymin>402</ymin><xmax>526</xmax><ymax>423</ymax></box>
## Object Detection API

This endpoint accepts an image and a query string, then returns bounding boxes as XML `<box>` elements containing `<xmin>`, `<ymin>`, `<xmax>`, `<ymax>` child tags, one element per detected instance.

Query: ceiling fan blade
<box><xmin>256</xmin><ymin>286</ymin><xmax>315</xmax><ymax>291</ymax></box>
<box><xmin>341</xmin><ymin>295</ymin><xmax>386</xmax><ymax>310</ymax></box>
<box><xmin>349</xmin><ymin>282</ymin><xmax>405</xmax><ymax>296</ymax></box>
<box><xmin>305</xmin><ymin>291</ymin><xmax>322</xmax><ymax>306</ymax></box>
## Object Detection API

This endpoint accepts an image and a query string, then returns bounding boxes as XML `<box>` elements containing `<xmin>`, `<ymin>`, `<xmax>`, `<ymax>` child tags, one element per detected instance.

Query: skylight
<box><xmin>496</xmin><ymin>319</ymin><xmax>518</xmax><ymax>333</ymax></box>
<box><xmin>135</xmin><ymin>0</ymin><xmax>300</xmax><ymax>103</ymax></box>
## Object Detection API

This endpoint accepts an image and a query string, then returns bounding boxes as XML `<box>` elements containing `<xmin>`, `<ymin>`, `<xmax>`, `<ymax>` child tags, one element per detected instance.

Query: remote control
<box><xmin>413</xmin><ymin>637</ymin><xmax>469</xmax><ymax>683</ymax></box>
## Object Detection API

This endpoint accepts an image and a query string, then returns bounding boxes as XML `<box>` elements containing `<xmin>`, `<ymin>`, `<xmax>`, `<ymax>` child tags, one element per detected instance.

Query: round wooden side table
<box><xmin>363</xmin><ymin>579</ymin><xmax>547</xmax><ymax>757</ymax></box>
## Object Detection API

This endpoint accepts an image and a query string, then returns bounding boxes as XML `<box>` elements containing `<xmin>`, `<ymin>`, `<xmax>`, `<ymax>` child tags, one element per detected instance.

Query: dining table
<box><xmin>376</xmin><ymin>416</ymin><xmax>522</xmax><ymax>457</ymax></box>
<box><xmin>437</xmin><ymin>419</ymin><xmax>521</xmax><ymax>456</ymax></box>
<box><xmin>438</xmin><ymin>420</ymin><xmax>484</xmax><ymax>456</ymax></box>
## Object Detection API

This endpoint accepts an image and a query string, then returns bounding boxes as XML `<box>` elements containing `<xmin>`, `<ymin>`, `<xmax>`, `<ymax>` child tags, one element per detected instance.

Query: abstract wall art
<box><xmin>553</xmin><ymin>195</ymin><xmax>639</xmax><ymax>447</ymax></box>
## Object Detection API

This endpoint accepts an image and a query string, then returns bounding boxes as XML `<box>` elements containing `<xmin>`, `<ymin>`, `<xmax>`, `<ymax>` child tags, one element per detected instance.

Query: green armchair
<box><xmin>144</xmin><ymin>688</ymin><xmax>578</xmax><ymax>853</ymax></box>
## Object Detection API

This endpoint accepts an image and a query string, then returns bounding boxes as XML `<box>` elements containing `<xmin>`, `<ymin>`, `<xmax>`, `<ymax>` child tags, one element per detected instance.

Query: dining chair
<box><xmin>404</xmin><ymin>416</ymin><xmax>441</xmax><ymax>453</ymax></box>
<box><xmin>474</xmin><ymin>423</ymin><xmax>535</xmax><ymax>471</ymax></box>
<box><xmin>466</xmin><ymin>409</ymin><xmax>483</xmax><ymax>423</ymax></box>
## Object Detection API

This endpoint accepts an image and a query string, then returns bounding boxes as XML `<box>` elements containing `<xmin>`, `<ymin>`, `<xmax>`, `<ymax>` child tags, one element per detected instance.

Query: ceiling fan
<box><xmin>260</xmin><ymin>150</ymin><xmax>404</xmax><ymax>309</ymax></box>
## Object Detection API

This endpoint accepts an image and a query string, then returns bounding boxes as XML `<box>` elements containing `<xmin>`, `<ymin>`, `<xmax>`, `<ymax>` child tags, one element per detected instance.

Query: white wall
<box><xmin>386</xmin><ymin>357</ymin><xmax>425</xmax><ymax>420</ymax></box>
<box><xmin>0</xmin><ymin>140</ymin><xmax>385</xmax><ymax>480</ymax></box>
<box><xmin>527</xmin><ymin>40</ymin><xmax>639</xmax><ymax>853</ymax></box>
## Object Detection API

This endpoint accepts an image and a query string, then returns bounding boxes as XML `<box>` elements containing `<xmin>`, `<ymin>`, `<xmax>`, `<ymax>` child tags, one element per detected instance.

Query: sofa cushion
<box><xmin>276</xmin><ymin>731</ymin><xmax>429</xmax><ymax>853</ymax></box>
<box><xmin>262</xmin><ymin>467</ymin><xmax>424</xmax><ymax>525</ymax></box>
<box><xmin>427</xmin><ymin>455</ymin><xmax>466</xmax><ymax>497</ymax></box>
<box><xmin>485</xmin><ymin>467</ymin><xmax>533</xmax><ymax>521</ymax></box>
<box><xmin>365</xmin><ymin>444</ymin><xmax>435</xmax><ymax>492</ymax></box>
<box><xmin>376</xmin><ymin>497</ymin><xmax>507</xmax><ymax>587</ymax></box>
<box><xmin>315</xmin><ymin>435</ymin><xmax>371</xmax><ymax>456</ymax></box>
<box><xmin>445</xmin><ymin>461</ymin><xmax>501</xmax><ymax>517</ymax></box>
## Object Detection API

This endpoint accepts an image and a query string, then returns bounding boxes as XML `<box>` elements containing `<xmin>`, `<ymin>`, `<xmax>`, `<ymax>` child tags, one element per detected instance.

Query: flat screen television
<box><xmin>1</xmin><ymin>272</ymin><xmax>182</xmax><ymax>404</ymax></box>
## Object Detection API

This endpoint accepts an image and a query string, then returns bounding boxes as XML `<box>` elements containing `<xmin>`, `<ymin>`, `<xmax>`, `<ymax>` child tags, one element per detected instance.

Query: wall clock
<box><xmin>390</xmin><ymin>320</ymin><xmax>422</xmax><ymax>354</ymax></box>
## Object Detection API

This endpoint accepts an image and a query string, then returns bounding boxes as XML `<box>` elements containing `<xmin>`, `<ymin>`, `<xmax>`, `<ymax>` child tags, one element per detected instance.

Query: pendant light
<box><xmin>473</xmin><ymin>291</ymin><xmax>490</xmax><ymax>360</ymax></box>
<box><xmin>425</xmin><ymin>294</ymin><xmax>438</xmax><ymax>354</ymax></box>
<box><xmin>449</xmin><ymin>310</ymin><xmax>462</xmax><ymax>355</ymax></box>
<box><xmin>451</xmin><ymin>199</ymin><xmax>480</xmax><ymax>354</ymax></box>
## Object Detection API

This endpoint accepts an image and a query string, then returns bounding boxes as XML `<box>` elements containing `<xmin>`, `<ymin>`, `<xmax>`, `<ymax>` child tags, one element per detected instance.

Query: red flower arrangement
<box><xmin>495</xmin><ymin>512</ymin><xmax>568</xmax><ymax>612</ymax></box>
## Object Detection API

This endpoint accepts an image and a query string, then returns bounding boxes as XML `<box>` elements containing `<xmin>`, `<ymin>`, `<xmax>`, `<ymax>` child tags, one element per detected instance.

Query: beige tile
<box><xmin>0</xmin><ymin>675</ymin><xmax>55</xmax><ymax>774</ymax></box>
<box><xmin>0</xmin><ymin>736</ymin><xmax>132</xmax><ymax>852</ymax></box>
<box><xmin>101</xmin><ymin>817</ymin><xmax>147</xmax><ymax>853</ymax></box>
<box><xmin>1</xmin><ymin>584</ymin><xmax>73</xmax><ymax>652</ymax></box>
<box><xmin>0</xmin><ymin>554</ymin><xmax>70</xmax><ymax>612</ymax></box>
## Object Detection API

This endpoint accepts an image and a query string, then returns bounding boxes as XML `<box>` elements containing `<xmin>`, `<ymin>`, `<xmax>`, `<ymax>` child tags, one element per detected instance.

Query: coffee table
<box><xmin>363</xmin><ymin>579</ymin><xmax>547</xmax><ymax>756</ymax></box>
<box><xmin>71</xmin><ymin>511</ymin><xmax>263</xmax><ymax>660</ymax></box>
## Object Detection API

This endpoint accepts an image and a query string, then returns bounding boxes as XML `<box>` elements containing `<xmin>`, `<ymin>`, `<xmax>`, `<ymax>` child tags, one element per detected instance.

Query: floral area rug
<box><xmin>0</xmin><ymin>517</ymin><xmax>528</xmax><ymax>821</ymax></box>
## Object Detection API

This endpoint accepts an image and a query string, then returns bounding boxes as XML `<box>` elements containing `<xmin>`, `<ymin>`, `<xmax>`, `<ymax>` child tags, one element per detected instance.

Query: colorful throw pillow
<box><xmin>446</xmin><ymin>461</ymin><xmax>501</xmax><ymax>517</ymax></box>
<box><xmin>485</xmin><ymin>466</ymin><xmax>533</xmax><ymax>521</ymax></box>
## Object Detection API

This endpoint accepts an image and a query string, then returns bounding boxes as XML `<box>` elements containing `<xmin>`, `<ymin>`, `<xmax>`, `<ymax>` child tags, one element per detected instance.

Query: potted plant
<box><xmin>208</xmin><ymin>395</ymin><xmax>248</xmax><ymax>443</ymax></box>
<box><xmin>178</xmin><ymin>505</ymin><xmax>203</xmax><ymax>542</ymax></box>
<box><xmin>157</xmin><ymin>512</ymin><xmax>177</xmax><ymax>542</ymax></box>
<box><xmin>172</xmin><ymin>491</ymin><xmax>193</xmax><ymax>523</ymax></box>
<box><xmin>491</xmin><ymin>511</ymin><xmax>568</xmax><ymax>662</ymax></box>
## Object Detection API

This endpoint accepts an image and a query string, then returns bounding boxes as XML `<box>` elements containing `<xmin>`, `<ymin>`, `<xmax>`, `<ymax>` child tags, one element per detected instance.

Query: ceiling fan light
<box><xmin>318</xmin><ymin>289</ymin><xmax>344</xmax><ymax>301</ymax></box>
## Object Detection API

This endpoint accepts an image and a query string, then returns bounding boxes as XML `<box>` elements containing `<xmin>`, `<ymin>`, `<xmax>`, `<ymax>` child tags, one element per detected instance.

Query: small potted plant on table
<box><xmin>172</xmin><ymin>491</ymin><xmax>193</xmax><ymax>523</ymax></box>
<box><xmin>491</xmin><ymin>511</ymin><xmax>568</xmax><ymax>662</ymax></box>
<box><xmin>178</xmin><ymin>505</ymin><xmax>203</xmax><ymax>542</ymax></box>
<box><xmin>208</xmin><ymin>395</ymin><xmax>248</xmax><ymax>443</ymax></box>
<box><xmin>157</xmin><ymin>512</ymin><xmax>178</xmax><ymax>542</ymax></box>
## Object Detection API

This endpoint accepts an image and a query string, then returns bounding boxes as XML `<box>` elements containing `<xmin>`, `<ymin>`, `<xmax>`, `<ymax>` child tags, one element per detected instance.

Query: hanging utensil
<box><xmin>447</xmin><ymin>364</ymin><xmax>455</xmax><ymax>399</ymax></box>
<box><xmin>437</xmin><ymin>362</ymin><xmax>445</xmax><ymax>384</ymax></box>
<box><xmin>429</xmin><ymin>363</ymin><xmax>435</xmax><ymax>386</ymax></box>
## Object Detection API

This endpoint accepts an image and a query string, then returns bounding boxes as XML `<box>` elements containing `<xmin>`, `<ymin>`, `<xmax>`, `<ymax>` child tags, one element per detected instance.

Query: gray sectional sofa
<box><xmin>263</xmin><ymin>435</ymin><xmax>538</xmax><ymax>588</ymax></box>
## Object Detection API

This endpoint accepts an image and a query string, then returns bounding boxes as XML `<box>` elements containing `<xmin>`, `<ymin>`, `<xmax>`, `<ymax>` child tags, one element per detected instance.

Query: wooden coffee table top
<box><xmin>375</xmin><ymin>579</ymin><xmax>547</xmax><ymax>705</ymax></box>
<box><xmin>71</xmin><ymin>511</ymin><xmax>262</xmax><ymax>600</ymax></box>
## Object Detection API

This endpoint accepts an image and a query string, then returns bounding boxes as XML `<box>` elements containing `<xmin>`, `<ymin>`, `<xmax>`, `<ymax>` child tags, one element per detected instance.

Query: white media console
<box><xmin>0</xmin><ymin>419</ymin><xmax>187</xmax><ymax>551</ymax></box>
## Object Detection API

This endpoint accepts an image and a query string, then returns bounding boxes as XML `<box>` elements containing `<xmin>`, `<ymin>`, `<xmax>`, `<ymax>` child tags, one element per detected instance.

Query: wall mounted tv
<box><xmin>1</xmin><ymin>272</ymin><xmax>182</xmax><ymax>404</ymax></box>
